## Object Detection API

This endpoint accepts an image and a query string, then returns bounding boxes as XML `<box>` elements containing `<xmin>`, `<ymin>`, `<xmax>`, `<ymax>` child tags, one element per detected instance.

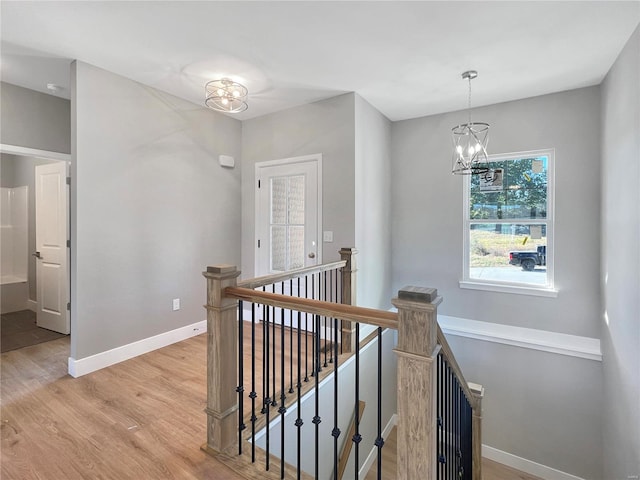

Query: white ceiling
<box><xmin>1</xmin><ymin>1</ymin><xmax>639</xmax><ymax>122</ymax></box>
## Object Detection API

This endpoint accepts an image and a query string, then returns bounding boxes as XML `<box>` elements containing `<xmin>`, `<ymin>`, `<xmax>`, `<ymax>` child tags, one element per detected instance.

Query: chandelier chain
<box><xmin>468</xmin><ymin>76</ymin><xmax>473</xmax><ymax>125</ymax></box>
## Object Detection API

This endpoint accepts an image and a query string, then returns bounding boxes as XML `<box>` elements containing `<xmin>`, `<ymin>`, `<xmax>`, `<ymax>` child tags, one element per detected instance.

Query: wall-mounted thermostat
<box><xmin>219</xmin><ymin>155</ymin><xmax>235</xmax><ymax>168</ymax></box>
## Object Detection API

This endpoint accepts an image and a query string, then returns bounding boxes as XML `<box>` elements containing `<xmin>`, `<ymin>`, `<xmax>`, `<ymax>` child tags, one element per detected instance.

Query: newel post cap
<box><xmin>397</xmin><ymin>286</ymin><xmax>438</xmax><ymax>303</ymax></box>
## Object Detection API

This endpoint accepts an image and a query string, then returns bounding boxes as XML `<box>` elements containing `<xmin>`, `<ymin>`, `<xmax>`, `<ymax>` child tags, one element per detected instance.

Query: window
<box><xmin>461</xmin><ymin>149</ymin><xmax>556</xmax><ymax>296</ymax></box>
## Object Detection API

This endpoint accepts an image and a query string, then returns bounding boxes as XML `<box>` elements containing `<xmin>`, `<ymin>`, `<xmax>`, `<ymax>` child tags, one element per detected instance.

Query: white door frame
<box><xmin>0</xmin><ymin>144</ymin><xmax>71</xmax><ymax>335</ymax></box>
<box><xmin>254</xmin><ymin>154</ymin><xmax>323</xmax><ymax>276</ymax></box>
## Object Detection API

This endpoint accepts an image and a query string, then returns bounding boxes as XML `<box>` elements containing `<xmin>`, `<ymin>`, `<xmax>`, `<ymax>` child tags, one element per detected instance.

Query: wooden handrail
<box><xmin>224</xmin><ymin>286</ymin><xmax>398</xmax><ymax>330</ymax></box>
<box><xmin>237</xmin><ymin>261</ymin><xmax>347</xmax><ymax>290</ymax></box>
<box><xmin>436</xmin><ymin>324</ymin><xmax>480</xmax><ymax>411</ymax></box>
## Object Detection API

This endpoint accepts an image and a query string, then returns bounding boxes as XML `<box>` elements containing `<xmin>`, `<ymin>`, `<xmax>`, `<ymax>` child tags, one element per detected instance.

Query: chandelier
<box><xmin>205</xmin><ymin>78</ymin><xmax>248</xmax><ymax>113</ymax></box>
<box><xmin>451</xmin><ymin>70</ymin><xmax>489</xmax><ymax>175</ymax></box>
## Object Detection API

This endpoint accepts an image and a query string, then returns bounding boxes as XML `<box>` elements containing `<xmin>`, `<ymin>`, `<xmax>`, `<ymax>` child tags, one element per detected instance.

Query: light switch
<box><xmin>323</xmin><ymin>231</ymin><xmax>334</xmax><ymax>242</ymax></box>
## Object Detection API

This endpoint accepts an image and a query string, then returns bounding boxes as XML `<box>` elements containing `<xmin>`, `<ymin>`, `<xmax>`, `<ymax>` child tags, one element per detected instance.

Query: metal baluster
<box><xmin>437</xmin><ymin>354</ymin><xmax>443</xmax><ymax>479</ymax></box>
<box><xmin>237</xmin><ymin>301</ymin><xmax>245</xmax><ymax>455</ymax></box>
<box><xmin>311</xmin><ymin>274</ymin><xmax>317</xmax><ymax>376</ymax></box>
<box><xmin>280</xmin><ymin>307</ymin><xmax>286</xmax><ymax>479</ymax></box>
<box><xmin>313</xmin><ymin>314</ymin><xmax>322</xmax><ymax>480</ymax></box>
<box><xmin>448</xmin><ymin>365</ymin><xmax>453</xmax><ymax>480</ymax></box>
<box><xmin>289</xmin><ymin>278</ymin><xmax>294</xmax><ymax>394</ymax></box>
<box><xmin>329</xmin><ymin>271</ymin><xmax>334</xmax><ymax>364</ymax></box>
<box><xmin>295</xmin><ymin>310</ymin><xmax>303</xmax><ymax>480</ymax></box>
<box><xmin>332</xmin><ymin>316</ymin><xmax>341</xmax><ymax>480</ymax></box>
<box><xmin>264</xmin><ymin>291</ymin><xmax>270</xmax><ymax>471</ymax></box>
<box><xmin>353</xmin><ymin>322</ymin><xmax>361</xmax><ymax>480</ymax></box>
<box><xmin>271</xmin><ymin>284</ymin><xmax>277</xmax><ymax>407</ymax></box>
<box><xmin>336</xmin><ymin>269</ymin><xmax>342</xmax><ymax>355</ymax></box>
<box><xmin>323</xmin><ymin>271</ymin><xmax>328</xmax><ymax>367</ymax></box>
<box><xmin>455</xmin><ymin>378</ymin><xmax>460</xmax><ymax>480</ymax></box>
<box><xmin>447</xmin><ymin>364</ymin><xmax>456</xmax><ymax>480</ymax></box>
<box><xmin>304</xmin><ymin>275</ymin><xmax>309</xmax><ymax>383</ymax></box>
<box><xmin>375</xmin><ymin>327</ymin><xmax>384</xmax><ymax>480</ymax></box>
<box><xmin>262</xmin><ymin>297</ymin><xmax>268</xmax><ymax>415</ymax></box>
<box><xmin>251</xmin><ymin>303</ymin><xmax>257</xmax><ymax>463</ymax></box>
<box><xmin>463</xmin><ymin>395</ymin><xmax>472</xmax><ymax>480</ymax></box>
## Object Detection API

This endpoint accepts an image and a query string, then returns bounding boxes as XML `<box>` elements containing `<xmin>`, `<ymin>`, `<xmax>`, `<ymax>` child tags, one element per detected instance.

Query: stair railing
<box><xmin>202</xmin><ymin>251</ymin><xmax>483</xmax><ymax>480</ymax></box>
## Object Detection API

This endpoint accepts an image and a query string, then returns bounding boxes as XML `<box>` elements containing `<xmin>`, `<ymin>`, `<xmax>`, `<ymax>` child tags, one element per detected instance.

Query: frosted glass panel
<box><xmin>271</xmin><ymin>225</ymin><xmax>286</xmax><ymax>271</ymax></box>
<box><xmin>271</xmin><ymin>177</ymin><xmax>287</xmax><ymax>224</ymax></box>
<box><xmin>288</xmin><ymin>175</ymin><xmax>305</xmax><ymax>225</ymax></box>
<box><xmin>268</xmin><ymin>174</ymin><xmax>307</xmax><ymax>272</ymax></box>
<box><xmin>288</xmin><ymin>226</ymin><xmax>305</xmax><ymax>270</ymax></box>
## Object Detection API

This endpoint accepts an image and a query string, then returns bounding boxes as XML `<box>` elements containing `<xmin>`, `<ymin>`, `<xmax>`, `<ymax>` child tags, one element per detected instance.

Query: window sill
<box><xmin>459</xmin><ymin>280</ymin><xmax>558</xmax><ymax>298</ymax></box>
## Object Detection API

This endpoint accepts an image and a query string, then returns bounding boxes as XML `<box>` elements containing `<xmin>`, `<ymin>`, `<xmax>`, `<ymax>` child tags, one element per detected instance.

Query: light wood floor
<box><xmin>1</xmin><ymin>335</ymin><xmax>245</xmax><ymax>480</ymax></box>
<box><xmin>2</xmin><ymin>332</ymin><xmax>540</xmax><ymax>480</ymax></box>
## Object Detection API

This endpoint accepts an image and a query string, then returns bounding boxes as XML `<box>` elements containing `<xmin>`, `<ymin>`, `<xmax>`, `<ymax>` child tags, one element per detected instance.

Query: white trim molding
<box><xmin>0</xmin><ymin>143</ymin><xmax>71</xmax><ymax>161</ymax></box>
<box><xmin>68</xmin><ymin>320</ymin><xmax>206</xmax><ymax>377</ymax></box>
<box><xmin>438</xmin><ymin>315</ymin><xmax>601</xmax><ymax>361</ymax></box>
<box><xmin>483</xmin><ymin>445</ymin><xmax>585</xmax><ymax>480</ymax></box>
<box><xmin>360</xmin><ymin>414</ymin><xmax>398</xmax><ymax>478</ymax></box>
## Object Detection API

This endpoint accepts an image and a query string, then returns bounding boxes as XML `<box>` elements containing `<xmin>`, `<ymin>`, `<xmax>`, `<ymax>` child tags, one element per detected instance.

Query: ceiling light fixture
<box><xmin>451</xmin><ymin>70</ymin><xmax>489</xmax><ymax>175</ymax></box>
<box><xmin>205</xmin><ymin>78</ymin><xmax>248</xmax><ymax>113</ymax></box>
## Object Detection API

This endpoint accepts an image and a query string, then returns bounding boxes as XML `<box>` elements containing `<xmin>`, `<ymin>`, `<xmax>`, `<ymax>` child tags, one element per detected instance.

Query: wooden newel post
<box><xmin>392</xmin><ymin>286</ymin><xmax>442</xmax><ymax>480</ymax></box>
<box><xmin>470</xmin><ymin>382</ymin><xmax>485</xmax><ymax>480</ymax></box>
<box><xmin>339</xmin><ymin>247</ymin><xmax>358</xmax><ymax>353</ymax></box>
<box><xmin>202</xmin><ymin>264</ymin><xmax>241</xmax><ymax>455</ymax></box>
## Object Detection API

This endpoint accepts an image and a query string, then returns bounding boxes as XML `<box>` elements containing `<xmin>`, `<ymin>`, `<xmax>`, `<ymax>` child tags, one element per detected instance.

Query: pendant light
<box><xmin>451</xmin><ymin>70</ymin><xmax>489</xmax><ymax>175</ymax></box>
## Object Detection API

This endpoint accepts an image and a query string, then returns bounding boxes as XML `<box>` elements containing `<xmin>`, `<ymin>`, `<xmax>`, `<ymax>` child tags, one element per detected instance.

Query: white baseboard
<box><xmin>483</xmin><ymin>445</ymin><xmax>584</xmax><ymax>480</ymax></box>
<box><xmin>67</xmin><ymin>320</ymin><xmax>206</xmax><ymax>378</ymax></box>
<box><xmin>359</xmin><ymin>414</ymin><xmax>398</xmax><ymax>477</ymax></box>
<box><xmin>27</xmin><ymin>299</ymin><xmax>37</xmax><ymax>312</ymax></box>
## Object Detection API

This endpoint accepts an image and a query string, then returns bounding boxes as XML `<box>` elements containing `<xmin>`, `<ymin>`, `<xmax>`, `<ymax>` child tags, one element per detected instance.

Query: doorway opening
<box><xmin>0</xmin><ymin>144</ymin><xmax>71</xmax><ymax>353</ymax></box>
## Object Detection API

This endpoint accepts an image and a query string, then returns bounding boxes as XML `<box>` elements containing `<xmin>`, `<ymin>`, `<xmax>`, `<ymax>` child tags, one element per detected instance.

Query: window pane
<box><xmin>271</xmin><ymin>225</ymin><xmax>286</xmax><ymax>271</ymax></box>
<box><xmin>271</xmin><ymin>177</ymin><xmax>287</xmax><ymax>224</ymax></box>
<box><xmin>470</xmin><ymin>157</ymin><xmax>548</xmax><ymax>220</ymax></box>
<box><xmin>288</xmin><ymin>175</ymin><xmax>305</xmax><ymax>225</ymax></box>
<box><xmin>470</xmin><ymin>223</ymin><xmax>547</xmax><ymax>286</ymax></box>
<box><xmin>288</xmin><ymin>226</ymin><xmax>305</xmax><ymax>270</ymax></box>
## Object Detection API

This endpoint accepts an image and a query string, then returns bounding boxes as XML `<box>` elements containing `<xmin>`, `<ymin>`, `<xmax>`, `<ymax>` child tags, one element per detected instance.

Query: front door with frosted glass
<box><xmin>256</xmin><ymin>156</ymin><xmax>321</xmax><ymax>277</ymax></box>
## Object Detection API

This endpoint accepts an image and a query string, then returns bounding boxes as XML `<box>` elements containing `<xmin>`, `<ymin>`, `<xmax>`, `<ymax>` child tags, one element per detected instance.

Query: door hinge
<box><xmin>66</xmin><ymin>239</ymin><xmax>71</xmax><ymax>248</ymax></box>
<box><xmin>258</xmin><ymin>239</ymin><xmax>261</xmax><ymax>248</ymax></box>
<box><xmin>66</xmin><ymin>177</ymin><xmax>71</xmax><ymax>185</ymax></box>
<box><xmin>67</xmin><ymin>302</ymin><xmax>71</xmax><ymax>311</ymax></box>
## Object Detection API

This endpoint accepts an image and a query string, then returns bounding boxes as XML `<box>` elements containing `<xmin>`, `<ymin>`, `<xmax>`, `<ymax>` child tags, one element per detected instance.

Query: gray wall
<box><xmin>241</xmin><ymin>94</ymin><xmax>356</xmax><ymax>280</ymax></box>
<box><xmin>1</xmin><ymin>153</ymin><xmax>58</xmax><ymax>301</ymax></box>
<box><xmin>391</xmin><ymin>86</ymin><xmax>602</xmax><ymax>338</ymax></box>
<box><xmin>71</xmin><ymin>61</ymin><xmax>242</xmax><ymax>359</ymax></box>
<box><xmin>391</xmin><ymin>87</ymin><xmax>604</xmax><ymax>478</ymax></box>
<box><xmin>354</xmin><ymin>95</ymin><xmax>392</xmax><ymax>310</ymax></box>
<box><xmin>601</xmin><ymin>25</ymin><xmax>640</xmax><ymax>480</ymax></box>
<box><xmin>1</xmin><ymin>82</ymin><xmax>71</xmax><ymax>154</ymax></box>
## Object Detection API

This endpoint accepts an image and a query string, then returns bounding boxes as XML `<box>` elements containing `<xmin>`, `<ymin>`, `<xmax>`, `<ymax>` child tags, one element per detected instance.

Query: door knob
<box><xmin>32</xmin><ymin>251</ymin><xmax>42</xmax><ymax>259</ymax></box>
<box><xmin>308</xmin><ymin>252</ymin><xmax>315</xmax><ymax>259</ymax></box>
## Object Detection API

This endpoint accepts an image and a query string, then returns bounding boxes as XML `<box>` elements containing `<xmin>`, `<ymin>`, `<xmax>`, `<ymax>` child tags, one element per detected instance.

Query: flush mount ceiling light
<box><xmin>451</xmin><ymin>70</ymin><xmax>489</xmax><ymax>175</ymax></box>
<box><xmin>205</xmin><ymin>78</ymin><xmax>248</xmax><ymax>113</ymax></box>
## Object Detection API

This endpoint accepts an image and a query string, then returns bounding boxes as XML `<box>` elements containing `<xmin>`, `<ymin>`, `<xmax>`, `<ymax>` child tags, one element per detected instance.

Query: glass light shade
<box><xmin>205</xmin><ymin>78</ymin><xmax>248</xmax><ymax>113</ymax></box>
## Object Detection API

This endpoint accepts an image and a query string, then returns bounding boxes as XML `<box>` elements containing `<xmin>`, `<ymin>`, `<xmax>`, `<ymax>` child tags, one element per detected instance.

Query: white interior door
<box><xmin>35</xmin><ymin>162</ymin><xmax>69</xmax><ymax>334</ymax></box>
<box><xmin>256</xmin><ymin>155</ymin><xmax>321</xmax><ymax>277</ymax></box>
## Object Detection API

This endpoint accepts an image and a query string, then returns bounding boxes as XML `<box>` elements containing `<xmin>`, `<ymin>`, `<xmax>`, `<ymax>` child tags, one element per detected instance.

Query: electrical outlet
<box><xmin>172</xmin><ymin>298</ymin><xmax>180</xmax><ymax>311</ymax></box>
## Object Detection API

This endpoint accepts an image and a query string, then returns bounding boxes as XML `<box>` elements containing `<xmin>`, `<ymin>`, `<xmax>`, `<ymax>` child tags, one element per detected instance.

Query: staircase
<box><xmin>202</xmin><ymin>249</ymin><xmax>484</xmax><ymax>480</ymax></box>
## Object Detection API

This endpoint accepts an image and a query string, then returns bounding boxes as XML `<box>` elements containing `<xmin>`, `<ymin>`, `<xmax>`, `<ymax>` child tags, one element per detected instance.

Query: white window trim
<box><xmin>461</xmin><ymin>148</ymin><xmax>557</xmax><ymax>296</ymax></box>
